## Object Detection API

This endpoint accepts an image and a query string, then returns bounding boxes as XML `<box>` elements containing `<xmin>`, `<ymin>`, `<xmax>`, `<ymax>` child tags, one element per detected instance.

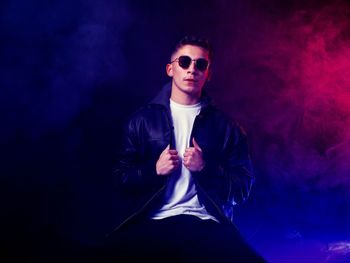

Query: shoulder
<box><xmin>124</xmin><ymin>104</ymin><xmax>165</xmax><ymax>128</ymax></box>
<box><xmin>207</xmin><ymin>105</ymin><xmax>241</xmax><ymax>127</ymax></box>
<box><xmin>129</xmin><ymin>104</ymin><xmax>164</xmax><ymax>120</ymax></box>
<box><xmin>207</xmin><ymin>105</ymin><xmax>248</xmax><ymax>137</ymax></box>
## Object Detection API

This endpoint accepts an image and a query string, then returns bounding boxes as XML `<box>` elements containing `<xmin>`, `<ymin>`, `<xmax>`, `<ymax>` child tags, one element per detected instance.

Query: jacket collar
<box><xmin>149</xmin><ymin>82</ymin><xmax>212</xmax><ymax>110</ymax></box>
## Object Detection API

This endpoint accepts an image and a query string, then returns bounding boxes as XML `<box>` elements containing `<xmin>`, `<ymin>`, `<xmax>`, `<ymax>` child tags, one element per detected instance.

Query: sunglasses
<box><xmin>171</xmin><ymin>56</ymin><xmax>209</xmax><ymax>72</ymax></box>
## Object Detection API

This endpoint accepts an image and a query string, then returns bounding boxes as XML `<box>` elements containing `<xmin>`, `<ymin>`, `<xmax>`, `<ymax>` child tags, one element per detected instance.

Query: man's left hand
<box><xmin>183</xmin><ymin>138</ymin><xmax>205</xmax><ymax>172</ymax></box>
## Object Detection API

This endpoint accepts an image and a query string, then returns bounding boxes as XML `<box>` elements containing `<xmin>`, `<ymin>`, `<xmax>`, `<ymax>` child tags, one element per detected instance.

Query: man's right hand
<box><xmin>156</xmin><ymin>145</ymin><xmax>180</xmax><ymax>176</ymax></box>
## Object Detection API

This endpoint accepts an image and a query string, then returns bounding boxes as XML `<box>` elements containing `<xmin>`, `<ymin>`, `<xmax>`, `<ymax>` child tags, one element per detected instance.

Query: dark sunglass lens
<box><xmin>196</xmin><ymin>59</ymin><xmax>209</xmax><ymax>71</ymax></box>
<box><xmin>178</xmin><ymin>56</ymin><xmax>191</xmax><ymax>69</ymax></box>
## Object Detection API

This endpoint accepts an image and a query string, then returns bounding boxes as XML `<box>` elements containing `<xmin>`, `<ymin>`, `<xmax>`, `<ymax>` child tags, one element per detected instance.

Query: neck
<box><xmin>170</xmin><ymin>88</ymin><xmax>201</xmax><ymax>105</ymax></box>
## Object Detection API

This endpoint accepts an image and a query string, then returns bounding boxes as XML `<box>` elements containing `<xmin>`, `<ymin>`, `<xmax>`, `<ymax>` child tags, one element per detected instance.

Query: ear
<box><xmin>166</xmin><ymin>63</ymin><xmax>173</xmax><ymax>77</ymax></box>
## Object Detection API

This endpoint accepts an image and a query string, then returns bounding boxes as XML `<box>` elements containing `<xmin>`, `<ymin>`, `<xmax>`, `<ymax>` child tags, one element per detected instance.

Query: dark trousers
<box><xmin>103</xmin><ymin>215</ymin><xmax>266</xmax><ymax>263</ymax></box>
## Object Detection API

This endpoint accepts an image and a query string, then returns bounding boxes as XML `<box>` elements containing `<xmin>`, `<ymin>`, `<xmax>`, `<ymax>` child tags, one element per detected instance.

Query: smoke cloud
<box><xmin>0</xmin><ymin>0</ymin><xmax>130</xmax><ymax>140</ymax></box>
<box><xmin>219</xmin><ymin>1</ymin><xmax>350</xmax><ymax>196</ymax></box>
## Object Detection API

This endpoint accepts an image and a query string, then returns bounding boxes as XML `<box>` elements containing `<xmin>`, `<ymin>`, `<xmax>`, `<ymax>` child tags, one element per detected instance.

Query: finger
<box><xmin>162</xmin><ymin>149</ymin><xmax>177</xmax><ymax>159</ymax></box>
<box><xmin>168</xmin><ymin>149</ymin><xmax>179</xmax><ymax>155</ymax></box>
<box><xmin>168</xmin><ymin>160</ymin><xmax>178</xmax><ymax>167</ymax></box>
<box><xmin>165</xmin><ymin>153</ymin><xmax>178</xmax><ymax>161</ymax></box>
<box><xmin>192</xmin><ymin>138</ymin><xmax>202</xmax><ymax>152</ymax></box>
<box><xmin>160</xmin><ymin>144</ymin><xmax>171</xmax><ymax>157</ymax></box>
<box><xmin>183</xmin><ymin>159</ymin><xmax>191</xmax><ymax>167</ymax></box>
<box><xmin>164</xmin><ymin>144</ymin><xmax>170</xmax><ymax>151</ymax></box>
<box><xmin>169</xmin><ymin>155</ymin><xmax>180</xmax><ymax>160</ymax></box>
<box><xmin>183</xmin><ymin>152</ymin><xmax>192</xmax><ymax>158</ymax></box>
<box><xmin>184</xmin><ymin>147</ymin><xmax>195</xmax><ymax>153</ymax></box>
<box><xmin>170</xmin><ymin>161</ymin><xmax>181</xmax><ymax>171</ymax></box>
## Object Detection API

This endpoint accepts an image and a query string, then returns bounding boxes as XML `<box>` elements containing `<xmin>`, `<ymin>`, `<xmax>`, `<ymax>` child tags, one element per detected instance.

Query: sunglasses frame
<box><xmin>171</xmin><ymin>56</ymin><xmax>209</xmax><ymax>72</ymax></box>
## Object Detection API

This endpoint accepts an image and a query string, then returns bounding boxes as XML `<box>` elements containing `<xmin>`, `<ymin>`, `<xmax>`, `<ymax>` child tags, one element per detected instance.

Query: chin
<box><xmin>181</xmin><ymin>85</ymin><xmax>196</xmax><ymax>92</ymax></box>
<box><xmin>184</xmin><ymin>82</ymin><xmax>201</xmax><ymax>90</ymax></box>
<box><xmin>183</xmin><ymin>87</ymin><xmax>201</xmax><ymax>97</ymax></box>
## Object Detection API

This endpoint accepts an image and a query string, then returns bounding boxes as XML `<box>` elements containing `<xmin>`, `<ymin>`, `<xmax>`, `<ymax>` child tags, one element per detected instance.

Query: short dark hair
<box><xmin>171</xmin><ymin>35</ymin><xmax>213</xmax><ymax>61</ymax></box>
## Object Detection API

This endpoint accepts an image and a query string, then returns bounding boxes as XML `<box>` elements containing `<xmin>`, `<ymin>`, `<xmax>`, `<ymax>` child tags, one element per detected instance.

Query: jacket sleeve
<box><xmin>222</xmin><ymin>122</ymin><xmax>255</xmax><ymax>206</ymax></box>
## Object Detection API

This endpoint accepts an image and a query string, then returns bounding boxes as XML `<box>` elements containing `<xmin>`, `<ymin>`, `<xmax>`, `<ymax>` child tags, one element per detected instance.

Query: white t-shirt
<box><xmin>151</xmin><ymin>99</ymin><xmax>218</xmax><ymax>222</ymax></box>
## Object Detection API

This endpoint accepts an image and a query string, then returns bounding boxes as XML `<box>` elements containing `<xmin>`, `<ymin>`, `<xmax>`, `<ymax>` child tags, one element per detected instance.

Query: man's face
<box><xmin>166</xmin><ymin>45</ymin><xmax>210</xmax><ymax>100</ymax></box>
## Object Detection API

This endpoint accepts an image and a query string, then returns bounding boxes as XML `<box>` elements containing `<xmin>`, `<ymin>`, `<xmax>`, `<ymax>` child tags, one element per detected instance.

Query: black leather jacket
<box><xmin>113</xmin><ymin>83</ymin><xmax>254</xmax><ymax>229</ymax></box>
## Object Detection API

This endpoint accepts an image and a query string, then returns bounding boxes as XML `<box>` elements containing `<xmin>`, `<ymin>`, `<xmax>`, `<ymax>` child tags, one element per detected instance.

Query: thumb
<box><xmin>161</xmin><ymin>144</ymin><xmax>170</xmax><ymax>156</ymax></box>
<box><xmin>192</xmin><ymin>138</ymin><xmax>202</xmax><ymax>151</ymax></box>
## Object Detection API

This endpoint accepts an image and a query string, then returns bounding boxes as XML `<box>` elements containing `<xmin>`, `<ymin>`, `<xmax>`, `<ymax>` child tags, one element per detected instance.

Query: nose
<box><xmin>187</xmin><ymin>60</ymin><xmax>197</xmax><ymax>73</ymax></box>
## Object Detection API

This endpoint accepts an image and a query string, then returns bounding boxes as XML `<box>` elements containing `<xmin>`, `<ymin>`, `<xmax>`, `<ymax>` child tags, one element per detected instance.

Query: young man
<box><xmin>108</xmin><ymin>36</ymin><xmax>266</xmax><ymax>262</ymax></box>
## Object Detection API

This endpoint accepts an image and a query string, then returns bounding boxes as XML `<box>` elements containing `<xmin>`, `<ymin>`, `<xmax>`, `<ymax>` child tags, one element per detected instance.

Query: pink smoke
<box><xmin>223</xmin><ymin>1</ymin><xmax>350</xmax><ymax>193</ymax></box>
